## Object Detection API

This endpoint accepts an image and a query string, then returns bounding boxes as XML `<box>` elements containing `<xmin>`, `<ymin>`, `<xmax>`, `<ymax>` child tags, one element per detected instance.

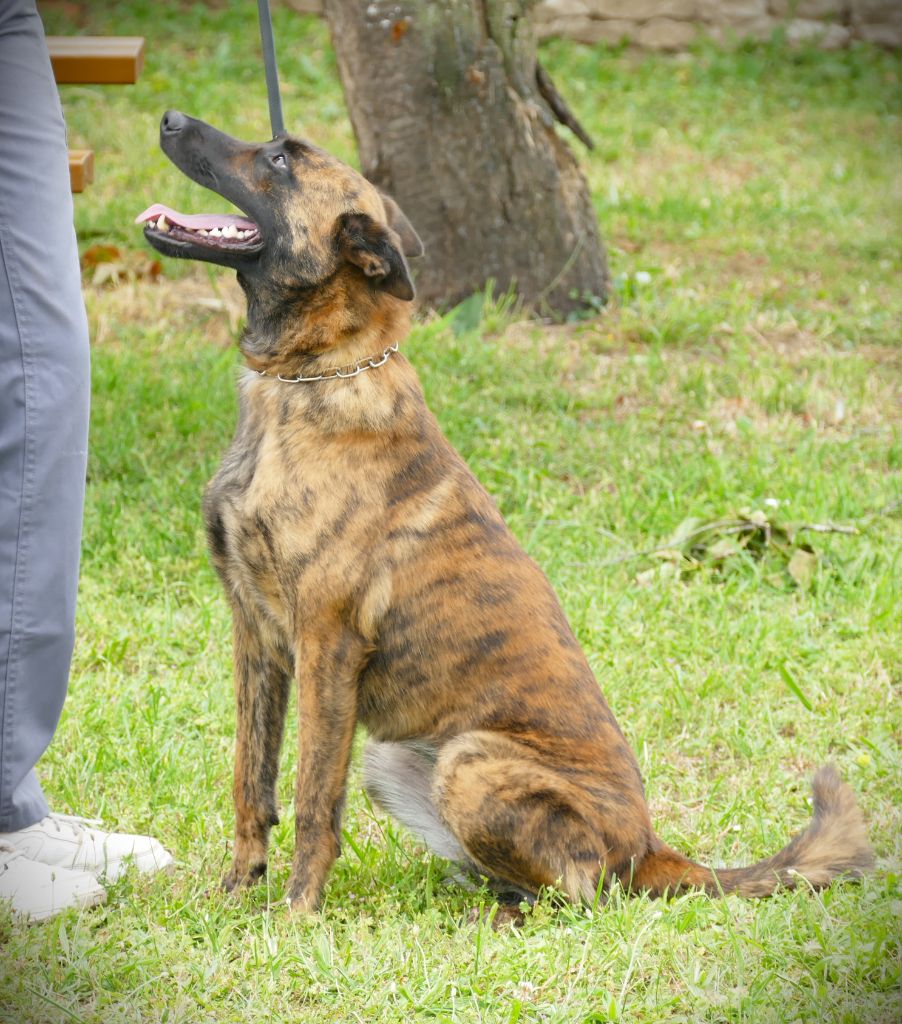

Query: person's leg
<box><xmin>0</xmin><ymin>0</ymin><xmax>90</xmax><ymax>833</ymax></box>
<box><xmin>0</xmin><ymin>7</ymin><xmax>173</xmax><ymax>913</ymax></box>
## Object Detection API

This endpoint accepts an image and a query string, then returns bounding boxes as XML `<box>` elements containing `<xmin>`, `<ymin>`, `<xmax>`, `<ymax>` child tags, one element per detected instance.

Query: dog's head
<box><xmin>137</xmin><ymin>111</ymin><xmax>423</xmax><ymax>306</ymax></box>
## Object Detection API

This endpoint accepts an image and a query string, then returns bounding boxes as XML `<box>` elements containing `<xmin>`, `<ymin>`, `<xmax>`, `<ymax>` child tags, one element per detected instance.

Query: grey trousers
<box><xmin>0</xmin><ymin>0</ymin><xmax>90</xmax><ymax>831</ymax></box>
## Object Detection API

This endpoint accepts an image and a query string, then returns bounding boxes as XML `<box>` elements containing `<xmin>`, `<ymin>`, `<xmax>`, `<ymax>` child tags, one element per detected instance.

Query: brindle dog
<box><xmin>140</xmin><ymin>111</ymin><xmax>873</xmax><ymax>913</ymax></box>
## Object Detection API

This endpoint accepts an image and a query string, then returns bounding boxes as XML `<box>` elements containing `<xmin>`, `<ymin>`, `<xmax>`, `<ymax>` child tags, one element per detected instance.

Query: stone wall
<box><xmin>532</xmin><ymin>1</ymin><xmax>902</xmax><ymax>49</ymax></box>
<box><xmin>287</xmin><ymin>1</ymin><xmax>901</xmax><ymax>49</ymax></box>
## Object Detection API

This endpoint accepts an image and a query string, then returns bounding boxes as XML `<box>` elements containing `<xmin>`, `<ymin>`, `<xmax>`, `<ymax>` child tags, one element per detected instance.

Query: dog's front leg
<box><xmin>287</xmin><ymin>616</ymin><xmax>368</xmax><ymax>912</ymax></box>
<box><xmin>223</xmin><ymin>607</ymin><xmax>292</xmax><ymax>893</ymax></box>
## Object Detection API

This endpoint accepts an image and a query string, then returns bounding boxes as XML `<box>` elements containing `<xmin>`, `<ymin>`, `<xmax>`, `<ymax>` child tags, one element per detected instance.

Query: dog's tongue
<box><xmin>135</xmin><ymin>203</ymin><xmax>256</xmax><ymax>232</ymax></box>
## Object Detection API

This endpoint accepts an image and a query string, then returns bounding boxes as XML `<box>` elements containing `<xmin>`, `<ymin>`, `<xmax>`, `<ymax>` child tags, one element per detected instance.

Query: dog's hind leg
<box><xmin>364</xmin><ymin>739</ymin><xmax>537</xmax><ymax>909</ymax></box>
<box><xmin>434</xmin><ymin>731</ymin><xmax>652</xmax><ymax>903</ymax></box>
<box><xmin>363</xmin><ymin>740</ymin><xmax>467</xmax><ymax>863</ymax></box>
<box><xmin>222</xmin><ymin>608</ymin><xmax>292</xmax><ymax>893</ymax></box>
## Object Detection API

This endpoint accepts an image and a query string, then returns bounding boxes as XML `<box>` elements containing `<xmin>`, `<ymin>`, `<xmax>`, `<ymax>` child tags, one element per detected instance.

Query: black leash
<box><xmin>257</xmin><ymin>0</ymin><xmax>284</xmax><ymax>136</ymax></box>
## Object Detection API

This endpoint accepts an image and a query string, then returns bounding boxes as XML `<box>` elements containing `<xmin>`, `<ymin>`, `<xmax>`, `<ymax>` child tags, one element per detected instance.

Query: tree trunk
<box><xmin>322</xmin><ymin>0</ymin><xmax>608</xmax><ymax>316</ymax></box>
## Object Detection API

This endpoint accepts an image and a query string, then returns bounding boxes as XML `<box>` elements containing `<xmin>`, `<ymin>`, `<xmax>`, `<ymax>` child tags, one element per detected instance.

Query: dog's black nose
<box><xmin>161</xmin><ymin>110</ymin><xmax>187</xmax><ymax>135</ymax></box>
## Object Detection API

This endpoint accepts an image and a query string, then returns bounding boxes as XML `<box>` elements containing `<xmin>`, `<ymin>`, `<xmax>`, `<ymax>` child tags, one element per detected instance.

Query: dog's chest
<box><xmin>204</xmin><ymin>416</ymin><xmax>378</xmax><ymax>632</ymax></box>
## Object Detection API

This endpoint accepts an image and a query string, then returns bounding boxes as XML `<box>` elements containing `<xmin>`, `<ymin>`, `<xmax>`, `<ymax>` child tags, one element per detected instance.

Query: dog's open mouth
<box><xmin>135</xmin><ymin>203</ymin><xmax>263</xmax><ymax>252</ymax></box>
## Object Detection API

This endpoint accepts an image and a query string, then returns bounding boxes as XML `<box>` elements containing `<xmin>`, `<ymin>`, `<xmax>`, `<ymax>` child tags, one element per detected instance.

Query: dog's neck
<box><xmin>237</xmin><ymin>269</ymin><xmax>412</xmax><ymax>380</ymax></box>
<box><xmin>235</xmin><ymin>270</ymin><xmax>424</xmax><ymax>438</ymax></box>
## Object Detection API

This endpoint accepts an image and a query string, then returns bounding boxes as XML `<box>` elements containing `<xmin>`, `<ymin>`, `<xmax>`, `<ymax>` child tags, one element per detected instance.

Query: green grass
<box><xmin>2</xmin><ymin>2</ymin><xmax>900</xmax><ymax>1021</ymax></box>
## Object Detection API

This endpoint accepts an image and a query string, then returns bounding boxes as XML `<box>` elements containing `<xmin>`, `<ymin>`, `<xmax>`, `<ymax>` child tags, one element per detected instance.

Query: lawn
<box><xmin>2</xmin><ymin>2</ymin><xmax>900</xmax><ymax>1021</ymax></box>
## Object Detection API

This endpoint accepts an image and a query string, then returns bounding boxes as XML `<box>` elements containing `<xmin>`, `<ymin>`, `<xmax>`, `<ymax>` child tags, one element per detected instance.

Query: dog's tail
<box><xmin>631</xmin><ymin>765</ymin><xmax>874</xmax><ymax>898</ymax></box>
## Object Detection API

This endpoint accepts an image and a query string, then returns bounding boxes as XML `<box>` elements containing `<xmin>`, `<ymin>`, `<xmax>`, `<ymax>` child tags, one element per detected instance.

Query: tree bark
<box><xmin>322</xmin><ymin>0</ymin><xmax>608</xmax><ymax>316</ymax></box>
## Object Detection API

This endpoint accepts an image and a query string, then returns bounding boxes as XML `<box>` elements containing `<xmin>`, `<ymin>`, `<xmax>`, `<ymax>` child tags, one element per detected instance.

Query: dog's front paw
<box><xmin>221</xmin><ymin>861</ymin><xmax>267</xmax><ymax>893</ymax></box>
<box><xmin>285</xmin><ymin>894</ymin><xmax>318</xmax><ymax>915</ymax></box>
<box><xmin>285</xmin><ymin>877</ymin><xmax>322</xmax><ymax>914</ymax></box>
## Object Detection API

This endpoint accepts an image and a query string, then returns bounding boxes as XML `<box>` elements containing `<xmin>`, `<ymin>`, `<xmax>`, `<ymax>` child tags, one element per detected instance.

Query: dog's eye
<box><xmin>270</xmin><ymin>153</ymin><xmax>287</xmax><ymax>169</ymax></box>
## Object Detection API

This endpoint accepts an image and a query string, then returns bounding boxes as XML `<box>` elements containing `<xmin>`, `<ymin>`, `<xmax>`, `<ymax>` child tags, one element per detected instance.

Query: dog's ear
<box><xmin>337</xmin><ymin>212</ymin><xmax>416</xmax><ymax>302</ymax></box>
<box><xmin>379</xmin><ymin>192</ymin><xmax>424</xmax><ymax>258</ymax></box>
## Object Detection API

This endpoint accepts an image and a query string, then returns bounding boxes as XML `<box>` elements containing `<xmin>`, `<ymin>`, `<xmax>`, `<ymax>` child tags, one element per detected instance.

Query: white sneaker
<box><xmin>0</xmin><ymin>841</ymin><xmax>106</xmax><ymax>922</ymax></box>
<box><xmin>0</xmin><ymin>813</ymin><xmax>174</xmax><ymax>883</ymax></box>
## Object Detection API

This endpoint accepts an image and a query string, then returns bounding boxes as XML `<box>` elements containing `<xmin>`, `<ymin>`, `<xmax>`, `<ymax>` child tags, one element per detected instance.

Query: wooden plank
<box><xmin>69</xmin><ymin>149</ymin><xmax>94</xmax><ymax>192</ymax></box>
<box><xmin>47</xmin><ymin>36</ymin><xmax>145</xmax><ymax>85</ymax></box>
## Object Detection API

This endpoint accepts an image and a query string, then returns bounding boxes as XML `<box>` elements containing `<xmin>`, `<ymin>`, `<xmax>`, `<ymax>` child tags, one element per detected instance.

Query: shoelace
<box><xmin>41</xmin><ymin>812</ymin><xmax>103</xmax><ymax>837</ymax></box>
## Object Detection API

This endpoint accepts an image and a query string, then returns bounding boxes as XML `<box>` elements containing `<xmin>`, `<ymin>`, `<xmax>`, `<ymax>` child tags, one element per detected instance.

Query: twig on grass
<box><xmin>567</xmin><ymin>501</ymin><xmax>900</xmax><ymax>571</ymax></box>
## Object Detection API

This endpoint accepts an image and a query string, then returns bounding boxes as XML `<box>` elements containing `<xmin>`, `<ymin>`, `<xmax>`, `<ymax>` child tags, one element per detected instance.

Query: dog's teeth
<box><xmin>158</xmin><ymin>214</ymin><xmax>170</xmax><ymax>232</ymax></box>
<box><xmin>199</xmin><ymin>229</ymin><xmax>209</xmax><ymax>236</ymax></box>
<box><xmin>211</xmin><ymin>227</ymin><xmax>222</xmax><ymax>237</ymax></box>
<box><xmin>222</xmin><ymin>224</ymin><xmax>238</xmax><ymax>239</ymax></box>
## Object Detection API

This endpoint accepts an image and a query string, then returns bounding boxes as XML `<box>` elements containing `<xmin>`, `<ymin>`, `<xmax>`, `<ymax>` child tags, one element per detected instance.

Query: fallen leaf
<box><xmin>651</xmin><ymin>548</ymin><xmax>684</xmax><ymax>564</ymax></box>
<box><xmin>85</xmin><ymin>248</ymin><xmax>162</xmax><ymax>287</ymax></box>
<box><xmin>81</xmin><ymin>243</ymin><xmax>122</xmax><ymax>269</ymax></box>
<box><xmin>666</xmin><ymin>517</ymin><xmax>703</xmax><ymax>549</ymax></box>
<box><xmin>707</xmin><ymin>537</ymin><xmax>742</xmax><ymax>561</ymax></box>
<box><xmin>635</xmin><ymin>568</ymin><xmax>657</xmax><ymax>587</ymax></box>
<box><xmin>788</xmin><ymin>547</ymin><xmax>817</xmax><ymax>589</ymax></box>
<box><xmin>92</xmin><ymin>262</ymin><xmax>124</xmax><ymax>286</ymax></box>
<box><xmin>636</xmin><ymin>561</ymin><xmax>681</xmax><ymax>586</ymax></box>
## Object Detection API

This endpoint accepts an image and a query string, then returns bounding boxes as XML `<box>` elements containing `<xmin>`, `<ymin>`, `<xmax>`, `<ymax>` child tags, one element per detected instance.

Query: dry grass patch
<box><xmin>611</xmin><ymin>142</ymin><xmax>761</xmax><ymax>196</ymax></box>
<box><xmin>84</xmin><ymin>267</ymin><xmax>245</xmax><ymax>351</ymax></box>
